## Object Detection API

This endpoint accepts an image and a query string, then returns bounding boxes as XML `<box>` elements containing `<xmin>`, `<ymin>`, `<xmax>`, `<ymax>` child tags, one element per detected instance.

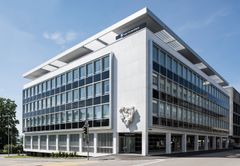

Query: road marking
<box><xmin>132</xmin><ymin>159</ymin><xmax>166</xmax><ymax>166</ymax></box>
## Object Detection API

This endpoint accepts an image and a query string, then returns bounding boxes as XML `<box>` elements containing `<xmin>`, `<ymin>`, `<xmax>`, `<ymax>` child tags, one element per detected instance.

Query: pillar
<box><xmin>46</xmin><ymin>135</ymin><xmax>49</xmax><ymax>151</ymax></box>
<box><xmin>212</xmin><ymin>136</ymin><xmax>216</xmax><ymax>150</ymax></box>
<box><xmin>67</xmin><ymin>134</ymin><xmax>70</xmax><ymax>152</ymax></box>
<box><xmin>113</xmin><ymin>131</ymin><xmax>118</xmax><ymax>154</ymax></box>
<box><xmin>79</xmin><ymin>134</ymin><xmax>82</xmax><ymax>153</ymax></box>
<box><xmin>166</xmin><ymin>133</ymin><xmax>171</xmax><ymax>154</ymax></box>
<box><xmin>38</xmin><ymin>135</ymin><xmax>40</xmax><ymax>150</ymax></box>
<box><xmin>30</xmin><ymin>136</ymin><xmax>33</xmax><ymax>149</ymax></box>
<box><xmin>56</xmin><ymin>135</ymin><xmax>59</xmax><ymax>151</ymax></box>
<box><xmin>142</xmin><ymin>131</ymin><xmax>148</xmax><ymax>156</ymax></box>
<box><xmin>194</xmin><ymin>135</ymin><xmax>199</xmax><ymax>151</ymax></box>
<box><xmin>219</xmin><ymin>137</ymin><xmax>223</xmax><ymax>149</ymax></box>
<box><xmin>182</xmin><ymin>134</ymin><xmax>187</xmax><ymax>152</ymax></box>
<box><xmin>94</xmin><ymin>133</ymin><xmax>97</xmax><ymax>154</ymax></box>
<box><xmin>204</xmin><ymin>136</ymin><xmax>208</xmax><ymax>151</ymax></box>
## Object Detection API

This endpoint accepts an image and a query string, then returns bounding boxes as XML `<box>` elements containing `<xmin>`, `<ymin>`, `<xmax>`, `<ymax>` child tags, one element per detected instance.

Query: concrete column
<box><xmin>219</xmin><ymin>137</ymin><xmax>223</xmax><ymax>149</ymax></box>
<box><xmin>225</xmin><ymin>138</ymin><xmax>229</xmax><ymax>149</ymax></box>
<box><xmin>94</xmin><ymin>133</ymin><xmax>97</xmax><ymax>154</ymax></box>
<box><xmin>142</xmin><ymin>131</ymin><xmax>148</xmax><ymax>156</ymax></box>
<box><xmin>212</xmin><ymin>136</ymin><xmax>216</xmax><ymax>150</ymax></box>
<box><xmin>194</xmin><ymin>135</ymin><xmax>199</xmax><ymax>151</ymax></box>
<box><xmin>113</xmin><ymin>131</ymin><xmax>118</xmax><ymax>154</ymax></box>
<box><xmin>23</xmin><ymin>135</ymin><xmax>25</xmax><ymax>149</ymax></box>
<box><xmin>38</xmin><ymin>135</ymin><xmax>40</xmax><ymax>150</ymax></box>
<box><xmin>182</xmin><ymin>134</ymin><xmax>187</xmax><ymax>152</ymax></box>
<box><xmin>204</xmin><ymin>136</ymin><xmax>208</xmax><ymax>151</ymax></box>
<box><xmin>166</xmin><ymin>133</ymin><xmax>171</xmax><ymax>154</ymax></box>
<box><xmin>30</xmin><ymin>136</ymin><xmax>33</xmax><ymax>149</ymax></box>
<box><xmin>56</xmin><ymin>135</ymin><xmax>59</xmax><ymax>151</ymax></box>
<box><xmin>46</xmin><ymin>135</ymin><xmax>49</xmax><ymax>151</ymax></box>
<box><xmin>79</xmin><ymin>134</ymin><xmax>82</xmax><ymax>153</ymax></box>
<box><xmin>67</xmin><ymin>134</ymin><xmax>70</xmax><ymax>152</ymax></box>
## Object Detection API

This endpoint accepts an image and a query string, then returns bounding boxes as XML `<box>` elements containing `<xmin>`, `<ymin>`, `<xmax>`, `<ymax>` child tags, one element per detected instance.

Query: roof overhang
<box><xmin>23</xmin><ymin>7</ymin><xmax>228</xmax><ymax>87</ymax></box>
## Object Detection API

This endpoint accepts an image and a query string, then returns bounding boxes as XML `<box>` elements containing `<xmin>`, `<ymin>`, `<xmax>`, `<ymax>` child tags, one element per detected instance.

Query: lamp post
<box><xmin>2</xmin><ymin>115</ymin><xmax>10</xmax><ymax>157</ymax></box>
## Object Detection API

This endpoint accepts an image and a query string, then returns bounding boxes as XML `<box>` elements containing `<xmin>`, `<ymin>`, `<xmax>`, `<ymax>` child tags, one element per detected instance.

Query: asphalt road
<box><xmin>1</xmin><ymin>150</ymin><xmax>240</xmax><ymax>166</ymax></box>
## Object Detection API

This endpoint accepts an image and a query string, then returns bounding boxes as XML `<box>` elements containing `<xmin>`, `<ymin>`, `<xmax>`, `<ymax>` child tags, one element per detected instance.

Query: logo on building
<box><xmin>119</xmin><ymin>107</ymin><xmax>137</xmax><ymax>127</ymax></box>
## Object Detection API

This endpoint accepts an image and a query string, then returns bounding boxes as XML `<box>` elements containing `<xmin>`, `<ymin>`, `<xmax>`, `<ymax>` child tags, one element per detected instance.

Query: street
<box><xmin>0</xmin><ymin>150</ymin><xmax>240</xmax><ymax>166</ymax></box>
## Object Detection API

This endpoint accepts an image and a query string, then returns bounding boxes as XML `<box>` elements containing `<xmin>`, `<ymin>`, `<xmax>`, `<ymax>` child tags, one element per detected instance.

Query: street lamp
<box><xmin>2</xmin><ymin>115</ymin><xmax>10</xmax><ymax>157</ymax></box>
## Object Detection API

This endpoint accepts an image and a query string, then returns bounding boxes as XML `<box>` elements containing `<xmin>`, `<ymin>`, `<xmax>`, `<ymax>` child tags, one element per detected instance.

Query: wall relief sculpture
<box><xmin>119</xmin><ymin>106</ymin><xmax>137</xmax><ymax>127</ymax></box>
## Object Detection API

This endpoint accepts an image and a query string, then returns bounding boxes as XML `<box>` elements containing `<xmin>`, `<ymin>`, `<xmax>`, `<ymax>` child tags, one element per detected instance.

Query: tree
<box><xmin>0</xmin><ymin>97</ymin><xmax>19</xmax><ymax>150</ymax></box>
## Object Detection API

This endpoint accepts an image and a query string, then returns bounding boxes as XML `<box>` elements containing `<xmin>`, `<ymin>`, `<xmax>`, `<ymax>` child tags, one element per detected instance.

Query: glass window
<box><xmin>183</xmin><ymin>66</ymin><xmax>187</xmax><ymax>80</ymax></box>
<box><xmin>51</xmin><ymin>78</ymin><xmax>56</xmax><ymax>89</ymax></box>
<box><xmin>80</xmin><ymin>66</ymin><xmax>86</xmax><ymax>79</ymax></box>
<box><xmin>188</xmin><ymin>70</ymin><xmax>192</xmax><ymax>82</ymax></box>
<box><xmin>42</xmin><ymin>82</ymin><xmax>46</xmax><ymax>92</ymax></box>
<box><xmin>103</xmin><ymin>80</ymin><xmax>109</xmax><ymax>95</ymax></box>
<box><xmin>47</xmin><ymin>80</ymin><xmax>51</xmax><ymax>91</ymax></box>
<box><xmin>56</xmin><ymin>94</ymin><xmax>61</xmax><ymax>106</ymax></box>
<box><xmin>87</xmin><ymin>63</ymin><xmax>93</xmax><ymax>77</ymax></box>
<box><xmin>172</xmin><ymin>59</ymin><xmax>177</xmax><ymax>74</ymax></box>
<box><xmin>61</xmin><ymin>93</ymin><xmax>66</xmax><ymax>105</ymax></box>
<box><xmin>177</xmin><ymin>107</ymin><xmax>182</xmax><ymax>121</ymax></box>
<box><xmin>87</xmin><ymin>85</ymin><xmax>93</xmax><ymax>99</ymax></box>
<box><xmin>73</xmin><ymin>89</ymin><xmax>79</xmax><ymax>102</ymax></box>
<box><xmin>166</xmin><ymin>55</ymin><xmax>172</xmax><ymax>70</ymax></box>
<box><xmin>94</xmin><ymin>105</ymin><xmax>102</xmax><ymax>119</ymax></box>
<box><xmin>46</xmin><ymin>115</ymin><xmax>49</xmax><ymax>125</ymax></box>
<box><xmin>153</xmin><ymin>45</ymin><xmax>158</xmax><ymax>62</ymax></box>
<box><xmin>103</xmin><ymin>104</ymin><xmax>109</xmax><ymax>118</ymax></box>
<box><xmin>61</xmin><ymin>112</ymin><xmax>66</xmax><ymax>123</ymax></box>
<box><xmin>172</xmin><ymin>105</ymin><xmax>177</xmax><ymax>120</ymax></box>
<box><xmin>160</xmin><ymin>50</ymin><xmax>166</xmax><ymax>67</ymax></box>
<box><xmin>55</xmin><ymin>113</ymin><xmax>60</xmax><ymax>124</ymax></box>
<box><xmin>73</xmin><ymin>68</ymin><xmax>79</xmax><ymax>81</ymax></box>
<box><xmin>67</xmin><ymin>71</ymin><xmax>73</xmax><ymax>84</ymax></box>
<box><xmin>67</xmin><ymin>91</ymin><xmax>72</xmax><ymax>103</ymax></box>
<box><xmin>95</xmin><ymin>82</ymin><xmax>102</xmax><ymax>97</ymax></box>
<box><xmin>38</xmin><ymin>84</ymin><xmax>42</xmax><ymax>94</ymax></box>
<box><xmin>178</xmin><ymin>63</ymin><xmax>183</xmax><ymax>77</ymax></box>
<box><xmin>73</xmin><ymin>110</ymin><xmax>79</xmax><ymax>122</ymax></box>
<box><xmin>166</xmin><ymin>79</ymin><xmax>172</xmax><ymax>94</ymax></box>
<box><xmin>166</xmin><ymin>104</ymin><xmax>171</xmax><ymax>119</ymax></box>
<box><xmin>172</xmin><ymin>82</ymin><xmax>177</xmax><ymax>97</ymax></box>
<box><xmin>94</xmin><ymin>59</ymin><xmax>101</xmax><ymax>74</ymax></box>
<box><xmin>159</xmin><ymin>101</ymin><xmax>165</xmax><ymax>117</ymax></box>
<box><xmin>51</xmin><ymin>96</ymin><xmax>55</xmax><ymax>107</ymax></box>
<box><xmin>152</xmin><ymin>74</ymin><xmax>158</xmax><ymax>89</ymax></box>
<box><xmin>152</xmin><ymin>100</ymin><xmax>158</xmax><ymax>116</ymax></box>
<box><xmin>66</xmin><ymin>110</ymin><xmax>72</xmax><ymax>123</ymax></box>
<box><xmin>62</xmin><ymin>74</ymin><xmax>66</xmax><ymax>85</ymax></box>
<box><xmin>56</xmin><ymin>76</ymin><xmax>61</xmax><ymax>88</ymax></box>
<box><xmin>80</xmin><ymin>87</ymin><xmax>86</xmax><ymax>100</ymax></box>
<box><xmin>160</xmin><ymin>76</ymin><xmax>166</xmax><ymax>92</ymax></box>
<box><xmin>103</xmin><ymin>56</ymin><xmax>109</xmax><ymax>71</ymax></box>
<box><xmin>50</xmin><ymin>114</ymin><xmax>55</xmax><ymax>125</ymax></box>
<box><xmin>79</xmin><ymin>108</ymin><xmax>86</xmax><ymax>121</ymax></box>
<box><xmin>87</xmin><ymin>107</ymin><xmax>93</xmax><ymax>120</ymax></box>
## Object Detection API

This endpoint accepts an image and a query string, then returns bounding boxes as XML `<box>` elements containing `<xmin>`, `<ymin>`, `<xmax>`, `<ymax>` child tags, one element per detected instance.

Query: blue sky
<box><xmin>0</xmin><ymin>0</ymin><xmax>239</xmax><ymax>134</ymax></box>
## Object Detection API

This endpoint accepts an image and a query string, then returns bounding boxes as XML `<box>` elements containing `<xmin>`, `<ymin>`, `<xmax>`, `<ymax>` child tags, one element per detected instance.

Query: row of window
<box><xmin>23</xmin><ymin>80</ymin><xmax>109</xmax><ymax>113</ymax></box>
<box><xmin>152</xmin><ymin>100</ymin><xmax>229</xmax><ymax>130</ymax></box>
<box><xmin>153</xmin><ymin>74</ymin><xmax>228</xmax><ymax>117</ymax></box>
<box><xmin>25</xmin><ymin>133</ymin><xmax>113</xmax><ymax>153</ymax></box>
<box><xmin>23</xmin><ymin>104</ymin><xmax>109</xmax><ymax>128</ymax></box>
<box><xmin>23</xmin><ymin>55</ymin><xmax>110</xmax><ymax>99</ymax></box>
<box><xmin>153</xmin><ymin>44</ymin><xmax>229</xmax><ymax>109</ymax></box>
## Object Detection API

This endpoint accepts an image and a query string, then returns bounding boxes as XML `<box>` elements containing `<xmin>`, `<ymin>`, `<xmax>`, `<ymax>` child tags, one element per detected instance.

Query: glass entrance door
<box><xmin>119</xmin><ymin>133</ymin><xmax>142</xmax><ymax>153</ymax></box>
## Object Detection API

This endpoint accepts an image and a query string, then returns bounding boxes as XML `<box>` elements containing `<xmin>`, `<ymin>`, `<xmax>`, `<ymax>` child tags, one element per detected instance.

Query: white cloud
<box><xmin>177</xmin><ymin>8</ymin><xmax>230</xmax><ymax>33</ymax></box>
<box><xmin>43</xmin><ymin>31</ymin><xmax>78</xmax><ymax>46</ymax></box>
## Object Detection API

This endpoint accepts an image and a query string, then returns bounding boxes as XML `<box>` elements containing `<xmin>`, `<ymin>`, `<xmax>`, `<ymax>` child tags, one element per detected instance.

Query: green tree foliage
<box><xmin>0</xmin><ymin>98</ymin><xmax>19</xmax><ymax>150</ymax></box>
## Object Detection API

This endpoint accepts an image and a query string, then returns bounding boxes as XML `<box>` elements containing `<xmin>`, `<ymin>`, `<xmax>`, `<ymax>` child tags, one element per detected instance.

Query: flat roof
<box><xmin>23</xmin><ymin>7</ymin><xmax>228</xmax><ymax>86</ymax></box>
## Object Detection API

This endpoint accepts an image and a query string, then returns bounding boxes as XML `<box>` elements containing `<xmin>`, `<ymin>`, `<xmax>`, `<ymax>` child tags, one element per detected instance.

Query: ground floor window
<box><xmin>58</xmin><ymin>135</ymin><xmax>67</xmax><ymax>151</ymax></box>
<box><xmin>198</xmin><ymin>136</ymin><xmax>205</xmax><ymax>150</ymax></box>
<box><xmin>148</xmin><ymin>134</ymin><xmax>166</xmax><ymax>154</ymax></box>
<box><xmin>119</xmin><ymin>133</ymin><xmax>142</xmax><ymax>154</ymax></box>
<box><xmin>187</xmin><ymin>135</ymin><xmax>194</xmax><ymax>151</ymax></box>
<box><xmin>82</xmin><ymin>133</ymin><xmax>94</xmax><ymax>152</ymax></box>
<box><xmin>32</xmin><ymin>136</ymin><xmax>38</xmax><ymax>149</ymax></box>
<box><xmin>97</xmin><ymin>133</ymin><xmax>113</xmax><ymax>153</ymax></box>
<box><xmin>25</xmin><ymin>136</ymin><xmax>31</xmax><ymax>149</ymax></box>
<box><xmin>40</xmin><ymin>135</ymin><xmax>47</xmax><ymax>150</ymax></box>
<box><xmin>171</xmin><ymin>135</ymin><xmax>182</xmax><ymax>153</ymax></box>
<box><xmin>70</xmin><ymin>134</ymin><xmax>79</xmax><ymax>152</ymax></box>
<box><xmin>49</xmin><ymin>135</ymin><xmax>56</xmax><ymax>150</ymax></box>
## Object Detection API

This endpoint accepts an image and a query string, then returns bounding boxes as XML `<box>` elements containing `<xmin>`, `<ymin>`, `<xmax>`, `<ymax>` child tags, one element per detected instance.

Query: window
<box><xmin>172</xmin><ymin>59</ymin><xmax>177</xmax><ymax>74</ymax></box>
<box><xmin>160</xmin><ymin>76</ymin><xmax>166</xmax><ymax>92</ymax></box>
<box><xmin>62</xmin><ymin>74</ymin><xmax>66</xmax><ymax>85</ymax></box>
<box><xmin>58</xmin><ymin>135</ymin><xmax>67</xmax><ymax>151</ymax></box>
<box><xmin>56</xmin><ymin>76</ymin><xmax>61</xmax><ymax>88</ymax></box>
<box><xmin>166</xmin><ymin>104</ymin><xmax>171</xmax><ymax>119</ymax></box>
<box><xmin>51</xmin><ymin>96</ymin><xmax>55</xmax><ymax>107</ymax></box>
<box><xmin>153</xmin><ymin>45</ymin><xmax>158</xmax><ymax>62</ymax></box>
<box><xmin>61</xmin><ymin>93</ymin><xmax>66</xmax><ymax>105</ymax></box>
<box><xmin>103</xmin><ymin>104</ymin><xmax>109</xmax><ymax>118</ymax></box>
<box><xmin>172</xmin><ymin>105</ymin><xmax>177</xmax><ymax>120</ymax></box>
<box><xmin>51</xmin><ymin>78</ymin><xmax>56</xmax><ymax>89</ymax></box>
<box><xmin>61</xmin><ymin>112</ymin><xmax>66</xmax><ymax>123</ymax></box>
<box><xmin>95</xmin><ymin>82</ymin><xmax>102</xmax><ymax>97</ymax></box>
<box><xmin>46</xmin><ymin>115</ymin><xmax>49</xmax><ymax>125</ymax></box>
<box><xmin>177</xmin><ymin>107</ymin><xmax>182</xmax><ymax>121</ymax></box>
<box><xmin>87</xmin><ymin>107</ymin><xmax>93</xmax><ymax>120</ymax></box>
<box><xmin>152</xmin><ymin>74</ymin><xmax>158</xmax><ymax>89</ymax></box>
<box><xmin>166</xmin><ymin>55</ymin><xmax>172</xmax><ymax>70</ymax></box>
<box><xmin>79</xmin><ymin>66</ymin><xmax>86</xmax><ymax>79</ymax></box>
<box><xmin>94</xmin><ymin>59</ymin><xmax>101</xmax><ymax>74</ymax></box>
<box><xmin>80</xmin><ymin>87</ymin><xmax>86</xmax><ymax>100</ymax></box>
<box><xmin>103</xmin><ymin>80</ymin><xmax>109</xmax><ymax>95</ymax></box>
<box><xmin>49</xmin><ymin>135</ymin><xmax>56</xmax><ymax>150</ymax></box>
<box><xmin>178</xmin><ymin>63</ymin><xmax>183</xmax><ymax>77</ymax></box>
<box><xmin>87</xmin><ymin>85</ymin><xmax>93</xmax><ymax>99</ymax></box>
<box><xmin>56</xmin><ymin>94</ymin><xmax>61</xmax><ymax>106</ymax></box>
<box><xmin>67</xmin><ymin>91</ymin><xmax>72</xmax><ymax>103</ymax></box>
<box><xmin>172</xmin><ymin>82</ymin><xmax>177</xmax><ymax>97</ymax></box>
<box><xmin>42</xmin><ymin>82</ymin><xmax>46</xmax><ymax>92</ymax></box>
<box><xmin>160</xmin><ymin>50</ymin><xmax>166</xmax><ymax>67</ymax></box>
<box><xmin>70</xmin><ymin>134</ymin><xmax>79</xmax><ymax>152</ymax></box>
<box><xmin>103</xmin><ymin>56</ymin><xmax>109</xmax><ymax>71</ymax></box>
<box><xmin>166</xmin><ymin>80</ymin><xmax>172</xmax><ymax>94</ymax></box>
<box><xmin>66</xmin><ymin>110</ymin><xmax>72</xmax><ymax>123</ymax></box>
<box><xmin>152</xmin><ymin>100</ymin><xmax>158</xmax><ymax>116</ymax></box>
<box><xmin>38</xmin><ymin>84</ymin><xmax>42</xmax><ymax>94</ymax></box>
<box><xmin>183</xmin><ymin>66</ymin><xmax>187</xmax><ymax>80</ymax></box>
<box><xmin>50</xmin><ymin>114</ymin><xmax>55</xmax><ymax>125</ymax></box>
<box><xmin>55</xmin><ymin>113</ymin><xmax>60</xmax><ymax>124</ymax></box>
<box><xmin>73</xmin><ymin>110</ymin><xmax>79</xmax><ymax>122</ymax></box>
<box><xmin>87</xmin><ymin>63</ymin><xmax>93</xmax><ymax>77</ymax></box>
<box><xmin>97</xmin><ymin>133</ymin><xmax>113</xmax><ymax>153</ymax></box>
<box><xmin>73</xmin><ymin>89</ymin><xmax>79</xmax><ymax>102</ymax></box>
<box><xmin>79</xmin><ymin>108</ymin><xmax>86</xmax><ymax>121</ymax></box>
<box><xmin>73</xmin><ymin>68</ymin><xmax>79</xmax><ymax>81</ymax></box>
<box><xmin>47</xmin><ymin>80</ymin><xmax>51</xmax><ymax>91</ymax></box>
<box><xmin>94</xmin><ymin>105</ymin><xmax>102</xmax><ymax>119</ymax></box>
<box><xmin>67</xmin><ymin>71</ymin><xmax>72</xmax><ymax>84</ymax></box>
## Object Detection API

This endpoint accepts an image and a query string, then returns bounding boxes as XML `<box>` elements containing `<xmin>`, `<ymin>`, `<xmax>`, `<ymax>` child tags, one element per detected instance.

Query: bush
<box><xmin>73</xmin><ymin>151</ymin><xmax>77</xmax><ymax>157</ymax></box>
<box><xmin>3</xmin><ymin>144</ymin><xmax>23</xmax><ymax>154</ymax></box>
